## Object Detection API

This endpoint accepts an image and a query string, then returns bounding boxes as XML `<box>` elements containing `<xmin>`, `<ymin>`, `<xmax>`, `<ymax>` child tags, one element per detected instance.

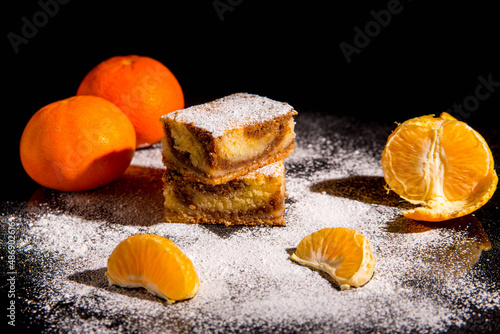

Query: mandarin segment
<box><xmin>382</xmin><ymin>112</ymin><xmax>497</xmax><ymax>221</ymax></box>
<box><xmin>383</xmin><ymin>119</ymin><xmax>435</xmax><ymax>201</ymax></box>
<box><xmin>441</xmin><ymin>121</ymin><xmax>493</xmax><ymax>201</ymax></box>
<box><xmin>291</xmin><ymin>227</ymin><xmax>375</xmax><ymax>290</ymax></box>
<box><xmin>106</xmin><ymin>234</ymin><xmax>199</xmax><ymax>303</ymax></box>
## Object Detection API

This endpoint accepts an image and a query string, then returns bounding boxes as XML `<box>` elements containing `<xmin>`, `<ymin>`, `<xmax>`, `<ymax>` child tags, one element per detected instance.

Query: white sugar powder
<box><xmin>162</xmin><ymin>93</ymin><xmax>296</xmax><ymax>137</ymax></box>
<box><xmin>245</xmin><ymin>160</ymin><xmax>283</xmax><ymax>178</ymax></box>
<box><xmin>5</xmin><ymin>113</ymin><xmax>499</xmax><ymax>333</ymax></box>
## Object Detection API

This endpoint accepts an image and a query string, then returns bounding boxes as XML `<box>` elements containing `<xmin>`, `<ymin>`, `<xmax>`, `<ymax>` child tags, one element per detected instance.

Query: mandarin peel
<box><xmin>19</xmin><ymin>96</ymin><xmax>136</xmax><ymax>192</ymax></box>
<box><xmin>77</xmin><ymin>55</ymin><xmax>184</xmax><ymax>148</ymax></box>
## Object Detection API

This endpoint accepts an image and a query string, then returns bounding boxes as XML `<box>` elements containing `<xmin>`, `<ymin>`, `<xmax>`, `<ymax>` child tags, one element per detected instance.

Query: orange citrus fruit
<box><xmin>106</xmin><ymin>234</ymin><xmax>199</xmax><ymax>303</ymax></box>
<box><xmin>291</xmin><ymin>227</ymin><xmax>375</xmax><ymax>290</ymax></box>
<box><xmin>382</xmin><ymin>112</ymin><xmax>497</xmax><ymax>221</ymax></box>
<box><xmin>20</xmin><ymin>96</ymin><xmax>136</xmax><ymax>192</ymax></box>
<box><xmin>76</xmin><ymin>55</ymin><xmax>184</xmax><ymax>148</ymax></box>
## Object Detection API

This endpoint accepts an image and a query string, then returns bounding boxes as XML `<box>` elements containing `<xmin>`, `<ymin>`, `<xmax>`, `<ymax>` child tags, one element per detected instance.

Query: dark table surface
<box><xmin>1</xmin><ymin>110</ymin><xmax>499</xmax><ymax>333</ymax></box>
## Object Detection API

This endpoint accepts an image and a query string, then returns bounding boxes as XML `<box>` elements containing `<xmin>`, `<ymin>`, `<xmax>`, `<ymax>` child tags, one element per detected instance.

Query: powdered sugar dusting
<box><xmin>162</xmin><ymin>93</ymin><xmax>296</xmax><ymax>137</ymax></box>
<box><xmin>245</xmin><ymin>160</ymin><xmax>283</xmax><ymax>178</ymax></box>
<box><xmin>2</xmin><ymin>112</ymin><xmax>498</xmax><ymax>333</ymax></box>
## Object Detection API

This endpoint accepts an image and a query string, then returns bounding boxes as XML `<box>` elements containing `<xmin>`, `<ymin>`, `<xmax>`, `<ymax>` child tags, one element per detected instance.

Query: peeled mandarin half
<box><xmin>382</xmin><ymin>112</ymin><xmax>497</xmax><ymax>221</ymax></box>
<box><xmin>106</xmin><ymin>234</ymin><xmax>199</xmax><ymax>303</ymax></box>
<box><xmin>291</xmin><ymin>227</ymin><xmax>375</xmax><ymax>290</ymax></box>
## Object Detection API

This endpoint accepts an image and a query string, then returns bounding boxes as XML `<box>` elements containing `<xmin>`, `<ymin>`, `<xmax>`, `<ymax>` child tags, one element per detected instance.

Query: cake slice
<box><xmin>160</xmin><ymin>93</ymin><xmax>296</xmax><ymax>185</ymax></box>
<box><xmin>162</xmin><ymin>161</ymin><xmax>287</xmax><ymax>226</ymax></box>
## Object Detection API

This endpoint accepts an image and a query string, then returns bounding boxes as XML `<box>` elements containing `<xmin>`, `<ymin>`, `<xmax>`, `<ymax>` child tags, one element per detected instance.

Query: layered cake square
<box><xmin>160</xmin><ymin>93</ymin><xmax>297</xmax><ymax>185</ymax></box>
<box><xmin>162</xmin><ymin>161</ymin><xmax>286</xmax><ymax>226</ymax></box>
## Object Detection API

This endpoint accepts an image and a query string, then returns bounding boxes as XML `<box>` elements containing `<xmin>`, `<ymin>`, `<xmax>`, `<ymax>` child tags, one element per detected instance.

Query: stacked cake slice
<box><xmin>160</xmin><ymin>93</ymin><xmax>297</xmax><ymax>226</ymax></box>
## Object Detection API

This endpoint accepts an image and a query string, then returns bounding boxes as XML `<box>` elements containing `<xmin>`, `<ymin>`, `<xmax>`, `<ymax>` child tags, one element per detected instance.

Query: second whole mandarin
<box><xmin>77</xmin><ymin>55</ymin><xmax>185</xmax><ymax>148</ymax></box>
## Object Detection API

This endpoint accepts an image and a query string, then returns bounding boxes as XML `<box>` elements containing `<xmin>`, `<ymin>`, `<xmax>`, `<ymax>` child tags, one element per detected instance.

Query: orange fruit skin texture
<box><xmin>382</xmin><ymin>112</ymin><xmax>498</xmax><ymax>222</ymax></box>
<box><xmin>20</xmin><ymin>96</ymin><xmax>136</xmax><ymax>192</ymax></box>
<box><xmin>106</xmin><ymin>234</ymin><xmax>199</xmax><ymax>303</ymax></box>
<box><xmin>76</xmin><ymin>55</ymin><xmax>184</xmax><ymax>148</ymax></box>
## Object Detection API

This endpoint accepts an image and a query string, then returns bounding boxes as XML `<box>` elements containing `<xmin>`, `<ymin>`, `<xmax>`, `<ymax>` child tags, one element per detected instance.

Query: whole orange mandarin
<box><xmin>20</xmin><ymin>96</ymin><xmax>136</xmax><ymax>192</ymax></box>
<box><xmin>76</xmin><ymin>55</ymin><xmax>184</xmax><ymax>148</ymax></box>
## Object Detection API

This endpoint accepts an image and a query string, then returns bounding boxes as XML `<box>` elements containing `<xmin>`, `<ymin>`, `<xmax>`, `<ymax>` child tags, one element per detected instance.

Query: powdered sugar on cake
<box><xmin>163</xmin><ymin>93</ymin><xmax>296</xmax><ymax>137</ymax></box>
<box><xmin>245</xmin><ymin>160</ymin><xmax>283</xmax><ymax>178</ymax></box>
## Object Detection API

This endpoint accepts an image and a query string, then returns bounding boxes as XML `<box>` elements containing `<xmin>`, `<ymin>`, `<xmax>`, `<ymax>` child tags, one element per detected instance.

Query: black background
<box><xmin>4</xmin><ymin>0</ymin><xmax>500</xmax><ymax>200</ymax></box>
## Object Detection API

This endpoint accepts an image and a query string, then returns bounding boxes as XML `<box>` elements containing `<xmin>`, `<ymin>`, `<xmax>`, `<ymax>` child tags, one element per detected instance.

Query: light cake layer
<box><xmin>161</xmin><ymin>93</ymin><xmax>297</xmax><ymax>185</ymax></box>
<box><xmin>162</xmin><ymin>161</ymin><xmax>286</xmax><ymax>226</ymax></box>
